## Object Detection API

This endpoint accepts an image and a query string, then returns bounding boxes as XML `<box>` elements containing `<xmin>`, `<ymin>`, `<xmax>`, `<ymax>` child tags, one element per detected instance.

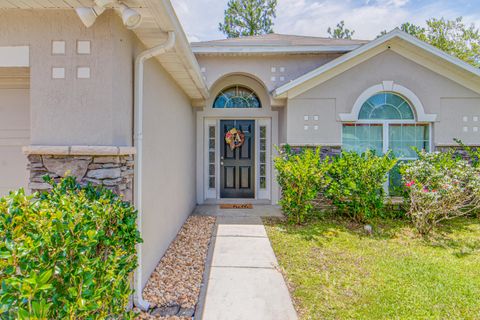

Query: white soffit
<box><xmin>273</xmin><ymin>29</ymin><xmax>480</xmax><ymax>98</ymax></box>
<box><xmin>0</xmin><ymin>46</ymin><xmax>29</xmax><ymax>67</ymax></box>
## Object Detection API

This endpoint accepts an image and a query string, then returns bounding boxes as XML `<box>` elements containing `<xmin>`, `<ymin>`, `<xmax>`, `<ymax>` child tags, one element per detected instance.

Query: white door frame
<box><xmin>197</xmin><ymin>113</ymin><xmax>279</xmax><ymax>204</ymax></box>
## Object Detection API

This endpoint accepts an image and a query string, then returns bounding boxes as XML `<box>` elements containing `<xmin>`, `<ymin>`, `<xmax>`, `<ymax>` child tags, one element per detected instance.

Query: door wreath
<box><xmin>225</xmin><ymin>128</ymin><xmax>245</xmax><ymax>150</ymax></box>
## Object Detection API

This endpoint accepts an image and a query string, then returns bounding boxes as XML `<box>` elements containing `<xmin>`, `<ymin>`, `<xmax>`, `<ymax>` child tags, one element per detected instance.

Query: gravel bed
<box><xmin>136</xmin><ymin>215</ymin><xmax>216</xmax><ymax>319</ymax></box>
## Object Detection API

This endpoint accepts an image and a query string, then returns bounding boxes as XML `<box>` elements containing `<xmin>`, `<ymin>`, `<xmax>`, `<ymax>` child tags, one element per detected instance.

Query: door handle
<box><xmin>221</xmin><ymin>156</ymin><xmax>224</xmax><ymax>160</ymax></box>
<box><xmin>220</xmin><ymin>161</ymin><xmax>224</xmax><ymax>166</ymax></box>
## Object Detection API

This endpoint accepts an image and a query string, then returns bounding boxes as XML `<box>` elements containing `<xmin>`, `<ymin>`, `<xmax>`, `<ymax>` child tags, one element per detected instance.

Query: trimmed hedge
<box><xmin>0</xmin><ymin>177</ymin><xmax>141</xmax><ymax>319</ymax></box>
<box><xmin>275</xmin><ymin>147</ymin><xmax>396</xmax><ymax>223</ymax></box>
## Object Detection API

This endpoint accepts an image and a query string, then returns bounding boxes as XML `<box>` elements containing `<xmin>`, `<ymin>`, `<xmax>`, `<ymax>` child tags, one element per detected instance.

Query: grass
<box><xmin>265</xmin><ymin>215</ymin><xmax>480</xmax><ymax>320</ymax></box>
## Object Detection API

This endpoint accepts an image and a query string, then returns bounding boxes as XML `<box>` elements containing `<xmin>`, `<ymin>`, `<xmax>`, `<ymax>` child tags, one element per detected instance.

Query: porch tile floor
<box><xmin>193</xmin><ymin>204</ymin><xmax>284</xmax><ymax>217</ymax></box>
<box><xmin>197</xmin><ymin>210</ymin><xmax>297</xmax><ymax>320</ymax></box>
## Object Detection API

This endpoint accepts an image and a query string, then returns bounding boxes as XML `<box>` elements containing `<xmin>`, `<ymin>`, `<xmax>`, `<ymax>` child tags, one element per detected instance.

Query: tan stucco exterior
<box><xmin>1</xmin><ymin>5</ymin><xmax>480</xmax><ymax>300</ymax></box>
<box><xmin>0</xmin><ymin>88</ymin><xmax>30</xmax><ymax>195</ymax></box>
<box><xmin>140</xmin><ymin>55</ymin><xmax>197</xmax><ymax>287</ymax></box>
<box><xmin>0</xmin><ymin>10</ymin><xmax>133</xmax><ymax>146</ymax></box>
<box><xmin>197</xmin><ymin>54</ymin><xmax>341</xmax><ymax>92</ymax></box>
<box><xmin>286</xmin><ymin>50</ymin><xmax>480</xmax><ymax>146</ymax></box>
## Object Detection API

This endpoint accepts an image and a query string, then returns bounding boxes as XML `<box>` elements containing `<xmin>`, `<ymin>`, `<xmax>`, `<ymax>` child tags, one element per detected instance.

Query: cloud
<box><xmin>274</xmin><ymin>0</ymin><xmax>411</xmax><ymax>39</ymax></box>
<box><xmin>171</xmin><ymin>0</ymin><xmax>480</xmax><ymax>41</ymax></box>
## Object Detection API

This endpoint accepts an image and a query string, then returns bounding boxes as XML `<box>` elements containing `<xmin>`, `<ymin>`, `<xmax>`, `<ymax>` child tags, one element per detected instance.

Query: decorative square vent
<box><xmin>77</xmin><ymin>67</ymin><xmax>91</xmax><ymax>79</ymax></box>
<box><xmin>52</xmin><ymin>41</ymin><xmax>66</xmax><ymax>55</ymax></box>
<box><xmin>77</xmin><ymin>40</ymin><xmax>91</xmax><ymax>55</ymax></box>
<box><xmin>52</xmin><ymin>67</ymin><xmax>65</xmax><ymax>79</ymax></box>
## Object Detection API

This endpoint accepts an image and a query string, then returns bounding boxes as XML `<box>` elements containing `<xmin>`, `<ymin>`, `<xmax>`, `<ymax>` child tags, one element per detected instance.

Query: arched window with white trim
<box><xmin>342</xmin><ymin>91</ymin><xmax>431</xmax><ymax>193</ymax></box>
<box><xmin>213</xmin><ymin>86</ymin><xmax>261</xmax><ymax>108</ymax></box>
<box><xmin>343</xmin><ymin>91</ymin><xmax>430</xmax><ymax>158</ymax></box>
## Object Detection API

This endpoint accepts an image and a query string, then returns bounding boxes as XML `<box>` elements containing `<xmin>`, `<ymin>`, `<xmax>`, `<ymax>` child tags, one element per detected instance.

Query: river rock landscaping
<box><xmin>137</xmin><ymin>215</ymin><xmax>216</xmax><ymax>319</ymax></box>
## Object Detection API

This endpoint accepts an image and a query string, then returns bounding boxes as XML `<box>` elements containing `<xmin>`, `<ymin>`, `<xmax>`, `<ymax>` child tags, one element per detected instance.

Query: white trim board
<box><xmin>0</xmin><ymin>46</ymin><xmax>29</xmax><ymax>67</ymax></box>
<box><xmin>273</xmin><ymin>29</ymin><xmax>480</xmax><ymax>99</ymax></box>
<box><xmin>339</xmin><ymin>81</ymin><xmax>437</xmax><ymax>122</ymax></box>
<box><xmin>191</xmin><ymin>45</ymin><xmax>362</xmax><ymax>55</ymax></box>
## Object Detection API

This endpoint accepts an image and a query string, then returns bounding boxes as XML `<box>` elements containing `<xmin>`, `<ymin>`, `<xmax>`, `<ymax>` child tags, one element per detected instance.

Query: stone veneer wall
<box><xmin>24</xmin><ymin>146</ymin><xmax>135</xmax><ymax>202</ymax></box>
<box><xmin>435</xmin><ymin>145</ymin><xmax>479</xmax><ymax>160</ymax></box>
<box><xmin>287</xmin><ymin>145</ymin><xmax>342</xmax><ymax>158</ymax></box>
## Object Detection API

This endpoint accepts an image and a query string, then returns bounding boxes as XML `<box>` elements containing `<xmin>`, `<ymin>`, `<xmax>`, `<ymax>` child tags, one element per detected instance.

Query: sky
<box><xmin>170</xmin><ymin>0</ymin><xmax>480</xmax><ymax>42</ymax></box>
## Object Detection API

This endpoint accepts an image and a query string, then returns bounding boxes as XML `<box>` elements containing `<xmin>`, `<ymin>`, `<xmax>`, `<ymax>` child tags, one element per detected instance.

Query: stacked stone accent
<box><xmin>435</xmin><ymin>145</ymin><xmax>479</xmax><ymax>160</ymax></box>
<box><xmin>24</xmin><ymin>146</ymin><xmax>135</xmax><ymax>202</ymax></box>
<box><xmin>288</xmin><ymin>145</ymin><xmax>342</xmax><ymax>159</ymax></box>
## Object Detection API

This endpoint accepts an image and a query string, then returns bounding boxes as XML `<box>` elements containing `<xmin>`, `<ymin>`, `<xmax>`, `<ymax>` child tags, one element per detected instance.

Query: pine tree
<box><xmin>219</xmin><ymin>0</ymin><xmax>277</xmax><ymax>38</ymax></box>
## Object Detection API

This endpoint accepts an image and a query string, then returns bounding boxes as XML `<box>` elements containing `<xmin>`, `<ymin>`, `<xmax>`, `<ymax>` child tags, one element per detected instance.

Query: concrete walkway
<box><xmin>198</xmin><ymin>208</ymin><xmax>297</xmax><ymax>320</ymax></box>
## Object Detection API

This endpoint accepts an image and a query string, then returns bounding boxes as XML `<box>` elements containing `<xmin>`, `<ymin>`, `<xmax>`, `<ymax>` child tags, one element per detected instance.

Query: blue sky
<box><xmin>171</xmin><ymin>0</ymin><xmax>480</xmax><ymax>42</ymax></box>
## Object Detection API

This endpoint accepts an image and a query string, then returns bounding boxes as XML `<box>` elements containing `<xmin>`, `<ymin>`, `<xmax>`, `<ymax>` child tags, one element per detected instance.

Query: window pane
<box><xmin>389</xmin><ymin>124</ymin><xmax>429</xmax><ymax>158</ymax></box>
<box><xmin>209</xmin><ymin>177</ymin><xmax>215</xmax><ymax>189</ymax></box>
<box><xmin>260</xmin><ymin>126</ymin><xmax>266</xmax><ymax>138</ymax></box>
<box><xmin>260</xmin><ymin>164</ymin><xmax>266</xmax><ymax>176</ymax></box>
<box><xmin>213</xmin><ymin>86</ymin><xmax>261</xmax><ymax>108</ymax></box>
<box><xmin>342</xmin><ymin>124</ymin><xmax>383</xmax><ymax>155</ymax></box>
<box><xmin>260</xmin><ymin>151</ymin><xmax>266</xmax><ymax>163</ymax></box>
<box><xmin>371</xmin><ymin>105</ymin><xmax>401</xmax><ymax>119</ymax></box>
<box><xmin>359</xmin><ymin>92</ymin><xmax>414</xmax><ymax>120</ymax></box>
<box><xmin>260</xmin><ymin>177</ymin><xmax>266</xmax><ymax>189</ymax></box>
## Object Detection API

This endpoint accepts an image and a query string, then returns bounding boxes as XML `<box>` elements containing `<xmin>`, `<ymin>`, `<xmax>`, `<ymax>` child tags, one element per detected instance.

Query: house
<box><xmin>0</xmin><ymin>0</ymin><xmax>479</xmax><ymax>310</ymax></box>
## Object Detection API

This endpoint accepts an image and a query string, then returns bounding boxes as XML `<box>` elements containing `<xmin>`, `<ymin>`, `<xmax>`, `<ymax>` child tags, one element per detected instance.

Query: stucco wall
<box><xmin>196</xmin><ymin>54</ymin><xmax>341</xmax><ymax>91</ymax></box>
<box><xmin>287</xmin><ymin>50</ymin><xmax>480</xmax><ymax>146</ymax></box>
<box><xmin>140</xmin><ymin>54</ymin><xmax>197</xmax><ymax>287</ymax></box>
<box><xmin>0</xmin><ymin>10</ymin><xmax>133</xmax><ymax>146</ymax></box>
<box><xmin>0</xmin><ymin>88</ymin><xmax>30</xmax><ymax>195</ymax></box>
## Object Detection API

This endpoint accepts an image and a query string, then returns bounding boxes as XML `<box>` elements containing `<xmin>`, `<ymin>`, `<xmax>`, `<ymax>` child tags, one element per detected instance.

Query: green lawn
<box><xmin>265</xmin><ymin>216</ymin><xmax>480</xmax><ymax>320</ymax></box>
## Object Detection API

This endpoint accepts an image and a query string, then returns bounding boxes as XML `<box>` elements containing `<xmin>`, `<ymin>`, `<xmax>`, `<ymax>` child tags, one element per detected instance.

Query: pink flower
<box><xmin>422</xmin><ymin>187</ymin><xmax>429</xmax><ymax>193</ymax></box>
<box><xmin>405</xmin><ymin>181</ymin><xmax>415</xmax><ymax>187</ymax></box>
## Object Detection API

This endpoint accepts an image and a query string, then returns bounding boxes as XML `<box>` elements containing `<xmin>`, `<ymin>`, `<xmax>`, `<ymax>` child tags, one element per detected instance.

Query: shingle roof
<box><xmin>191</xmin><ymin>33</ymin><xmax>369</xmax><ymax>47</ymax></box>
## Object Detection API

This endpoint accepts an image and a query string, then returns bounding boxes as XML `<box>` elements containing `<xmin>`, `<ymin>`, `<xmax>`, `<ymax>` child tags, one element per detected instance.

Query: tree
<box><xmin>327</xmin><ymin>21</ymin><xmax>355</xmax><ymax>39</ymax></box>
<box><xmin>399</xmin><ymin>17</ymin><xmax>480</xmax><ymax>67</ymax></box>
<box><xmin>219</xmin><ymin>0</ymin><xmax>277</xmax><ymax>38</ymax></box>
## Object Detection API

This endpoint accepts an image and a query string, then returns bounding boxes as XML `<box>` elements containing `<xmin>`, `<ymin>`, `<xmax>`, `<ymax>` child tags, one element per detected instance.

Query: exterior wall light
<box><xmin>118</xmin><ymin>4</ymin><xmax>142</xmax><ymax>29</ymax></box>
<box><xmin>75</xmin><ymin>1</ymin><xmax>142</xmax><ymax>30</ymax></box>
<box><xmin>75</xmin><ymin>6</ymin><xmax>106</xmax><ymax>28</ymax></box>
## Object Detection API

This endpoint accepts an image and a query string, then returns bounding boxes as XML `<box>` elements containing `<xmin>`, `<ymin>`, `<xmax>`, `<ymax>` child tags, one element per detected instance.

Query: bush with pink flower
<box><xmin>401</xmin><ymin>150</ymin><xmax>480</xmax><ymax>235</ymax></box>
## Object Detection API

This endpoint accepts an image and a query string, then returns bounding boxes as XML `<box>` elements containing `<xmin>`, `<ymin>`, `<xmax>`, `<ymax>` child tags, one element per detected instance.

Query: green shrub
<box><xmin>324</xmin><ymin>150</ymin><xmax>397</xmax><ymax>222</ymax></box>
<box><xmin>0</xmin><ymin>177</ymin><xmax>141</xmax><ymax>319</ymax></box>
<box><xmin>274</xmin><ymin>146</ymin><xmax>330</xmax><ymax>224</ymax></box>
<box><xmin>401</xmin><ymin>151</ymin><xmax>480</xmax><ymax>235</ymax></box>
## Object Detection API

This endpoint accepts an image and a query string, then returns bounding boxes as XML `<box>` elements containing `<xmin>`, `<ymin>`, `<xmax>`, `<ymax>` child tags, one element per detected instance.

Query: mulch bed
<box><xmin>136</xmin><ymin>215</ymin><xmax>216</xmax><ymax>319</ymax></box>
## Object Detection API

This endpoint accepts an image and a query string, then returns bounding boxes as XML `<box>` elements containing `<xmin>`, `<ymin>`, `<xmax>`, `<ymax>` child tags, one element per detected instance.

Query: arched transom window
<box><xmin>213</xmin><ymin>86</ymin><xmax>261</xmax><ymax>108</ymax></box>
<box><xmin>358</xmin><ymin>92</ymin><xmax>414</xmax><ymax>120</ymax></box>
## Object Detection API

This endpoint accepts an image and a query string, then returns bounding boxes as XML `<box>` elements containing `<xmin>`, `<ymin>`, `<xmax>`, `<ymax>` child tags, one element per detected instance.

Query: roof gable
<box><xmin>191</xmin><ymin>33</ymin><xmax>368</xmax><ymax>55</ymax></box>
<box><xmin>273</xmin><ymin>29</ymin><xmax>480</xmax><ymax>98</ymax></box>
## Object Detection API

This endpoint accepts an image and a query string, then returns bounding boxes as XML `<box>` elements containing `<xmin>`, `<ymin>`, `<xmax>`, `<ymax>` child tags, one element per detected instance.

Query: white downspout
<box><xmin>133</xmin><ymin>31</ymin><xmax>176</xmax><ymax>311</ymax></box>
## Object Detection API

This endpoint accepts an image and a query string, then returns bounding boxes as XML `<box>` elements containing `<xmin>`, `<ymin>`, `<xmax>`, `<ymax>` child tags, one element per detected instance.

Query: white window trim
<box><xmin>256</xmin><ymin>119</ymin><xmax>271</xmax><ymax>200</ymax></box>
<box><xmin>339</xmin><ymin>81</ymin><xmax>437</xmax><ymax>122</ymax></box>
<box><xmin>204</xmin><ymin>119</ymin><xmax>217</xmax><ymax>200</ymax></box>
<box><xmin>204</xmin><ymin>118</ymin><xmax>273</xmax><ymax>201</ymax></box>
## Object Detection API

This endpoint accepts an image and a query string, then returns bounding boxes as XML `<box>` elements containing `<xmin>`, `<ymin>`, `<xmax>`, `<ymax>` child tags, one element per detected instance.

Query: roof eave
<box><xmin>273</xmin><ymin>29</ymin><xmax>480</xmax><ymax>98</ymax></box>
<box><xmin>191</xmin><ymin>44</ymin><xmax>362</xmax><ymax>55</ymax></box>
<box><xmin>143</xmin><ymin>0</ymin><xmax>209</xmax><ymax>100</ymax></box>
